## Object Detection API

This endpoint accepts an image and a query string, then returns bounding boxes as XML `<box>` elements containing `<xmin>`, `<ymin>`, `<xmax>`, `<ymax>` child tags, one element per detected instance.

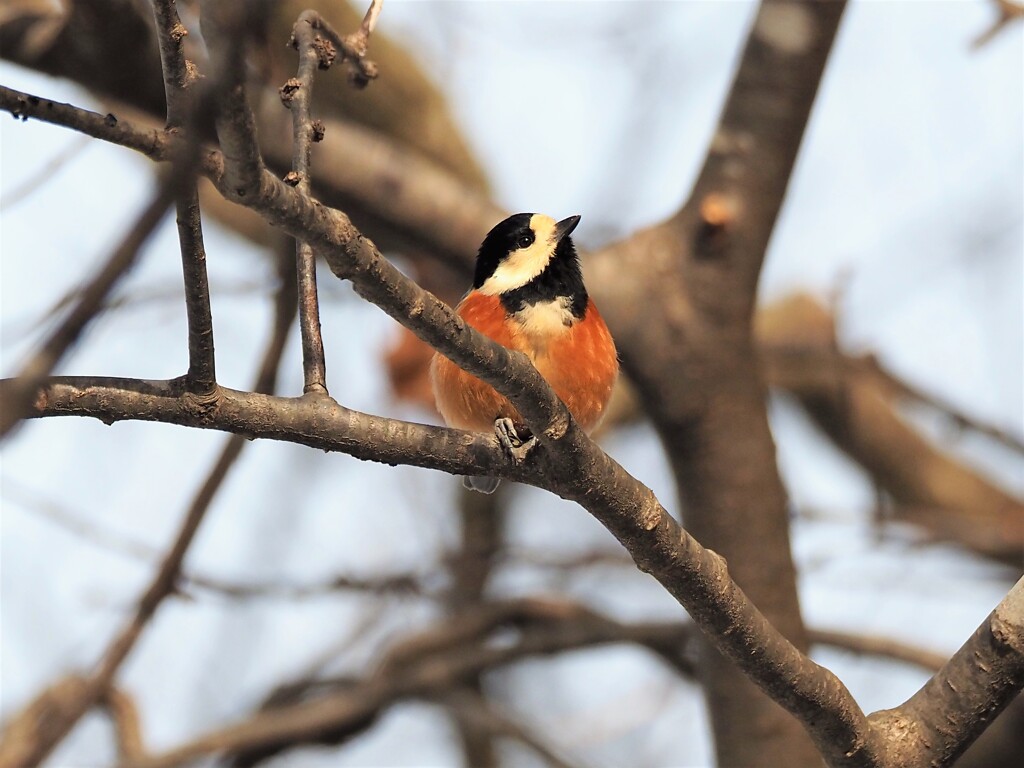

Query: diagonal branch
<box><xmin>870</xmin><ymin>577</ymin><xmax>1024</xmax><ymax>766</ymax></box>
<box><xmin>0</xmin><ymin>182</ymin><xmax>175</xmax><ymax>438</ymax></box>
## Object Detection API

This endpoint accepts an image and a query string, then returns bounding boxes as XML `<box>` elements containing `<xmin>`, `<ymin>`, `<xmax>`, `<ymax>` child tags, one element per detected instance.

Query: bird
<box><xmin>430</xmin><ymin>212</ymin><xmax>619</xmax><ymax>493</ymax></box>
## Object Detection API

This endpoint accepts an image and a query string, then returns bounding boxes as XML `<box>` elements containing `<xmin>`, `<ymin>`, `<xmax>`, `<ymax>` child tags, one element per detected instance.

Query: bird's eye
<box><xmin>516</xmin><ymin>233</ymin><xmax>535</xmax><ymax>249</ymax></box>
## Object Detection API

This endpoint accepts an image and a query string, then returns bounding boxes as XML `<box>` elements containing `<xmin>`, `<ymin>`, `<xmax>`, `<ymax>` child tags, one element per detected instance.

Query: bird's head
<box><xmin>473</xmin><ymin>213</ymin><xmax>581</xmax><ymax>295</ymax></box>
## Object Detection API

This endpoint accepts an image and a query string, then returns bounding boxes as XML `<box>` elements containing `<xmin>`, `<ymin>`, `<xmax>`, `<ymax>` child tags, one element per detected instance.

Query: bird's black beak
<box><xmin>554</xmin><ymin>215</ymin><xmax>581</xmax><ymax>242</ymax></box>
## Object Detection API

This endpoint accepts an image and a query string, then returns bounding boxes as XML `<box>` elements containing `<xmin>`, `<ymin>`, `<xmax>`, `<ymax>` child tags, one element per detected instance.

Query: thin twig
<box><xmin>359</xmin><ymin>0</ymin><xmax>384</xmax><ymax>38</ymax></box>
<box><xmin>972</xmin><ymin>0</ymin><xmax>1024</xmax><ymax>49</ymax></box>
<box><xmin>151</xmin><ymin>0</ymin><xmax>199</xmax><ymax>129</ymax></box>
<box><xmin>171</xmin><ymin>185</ymin><xmax>217</xmax><ymax>392</ymax></box>
<box><xmin>0</xmin><ymin>133</ymin><xmax>91</xmax><ymax>210</ymax></box>
<box><xmin>152</xmin><ymin>0</ymin><xmax>217</xmax><ymax>392</ymax></box>
<box><xmin>284</xmin><ymin>10</ymin><xmax>331</xmax><ymax>394</ymax></box>
<box><xmin>100</xmin><ymin>687</ymin><xmax>146</xmax><ymax>764</ymax></box>
<box><xmin>296</xmin><ymin>1</ymin><xmax>384</xmax><ymax>88</ymax></box>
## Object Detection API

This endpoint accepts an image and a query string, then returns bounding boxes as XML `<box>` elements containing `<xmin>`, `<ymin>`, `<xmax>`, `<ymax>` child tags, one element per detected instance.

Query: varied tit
<box><xmin>430</xmin><ymin>213</ymin><xmax>619</xmax><ymax>493</ymax></box>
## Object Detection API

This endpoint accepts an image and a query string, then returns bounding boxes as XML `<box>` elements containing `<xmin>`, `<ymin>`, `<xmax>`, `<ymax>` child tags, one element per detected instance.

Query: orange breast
<box><xmin>430</xmin><ymin>292</ymin><xmax>618</xmax><ymax>434</ymax></box>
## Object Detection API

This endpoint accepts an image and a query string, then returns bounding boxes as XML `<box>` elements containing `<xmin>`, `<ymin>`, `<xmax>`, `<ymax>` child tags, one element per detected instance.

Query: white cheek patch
<box><xmin>478</xmin><ymin>214</ymin><xmax>558</xmax><ymax>295</ymax></box>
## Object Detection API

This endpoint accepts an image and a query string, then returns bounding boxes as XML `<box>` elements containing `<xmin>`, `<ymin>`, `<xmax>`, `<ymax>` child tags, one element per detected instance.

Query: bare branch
<box><xmin>296</xmin><ymin>1</ymin><xmax>384</xmax><ymax>88</ymax></box>
<box><xmin>151</xmin><ymin>0</ymin><xmax>198</xmax><ymax>129</ymax></box>
<box><xmin>100</xmin><ymin>687</ymin><xmax>145</xmax><ymax>764</ymax></box>
<box><xmin>871</xmin><ymin>577</ymin><xmax>1024</xmax><ymax>765</ymax></box>
<box><xmin>283</xmin><ymin>10</ymin><xmax>333</xmax><ymax>394</ymax></box>
<box><xmin>151</xmin><ymin>0</ymin><xmax>218</xmax><ymax>393</ymax></box>
<box><xmin>0</xmin><ymin>86</ymin><xmax>175</xmax><ymax>162</ymax></box>
<box><xmin>173</xmin><ymin>185</ymin><xmax>218</xmax><ymax>392</ymax></box>
<box><xmin>118</xmin><ymin>598</ymin><xmax>690</xmax><ymax>767</ymax></box>
<box><xmin>757</xmin><ymin>294</ymin><xmax>1024</xmax><ymax>561</ymax></box>
<box><xmin>128</xmin><ymin>596</ymin><xmax>974</xmax><ymax>767</ymax></box>
<box><xmin>972</xmin><ymin>0</ymin><xmax>1024</xmax><ymax>48</ymax></box>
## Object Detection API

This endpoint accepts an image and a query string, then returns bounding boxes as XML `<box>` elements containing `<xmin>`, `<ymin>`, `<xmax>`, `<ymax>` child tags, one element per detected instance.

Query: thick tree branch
<box><xmin>871</xmin><ymin>577</ymin><xmax>1024</xmax><ymax>766</ymax></box>
<box><xmin>10</xmin><ymin>376</ymin><xmax>516</xmax><ymax>478</ymax></box>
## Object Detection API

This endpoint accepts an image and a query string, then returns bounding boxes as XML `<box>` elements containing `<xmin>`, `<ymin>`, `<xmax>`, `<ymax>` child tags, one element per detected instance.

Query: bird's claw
<box><xmin>494</xmin><ymin>418</ymin><xmax>536</xmax><ymax>464</ymax></box>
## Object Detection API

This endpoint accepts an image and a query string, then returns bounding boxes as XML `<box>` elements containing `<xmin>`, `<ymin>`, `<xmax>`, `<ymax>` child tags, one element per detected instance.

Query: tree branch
<box><xmin>0</xmin><ymin>182</ymin><xmax>175</xmax><ymax>438</ymax></box>
<box><xmin>152</xmin><ymin>0</ymin><xmax>218</xmax><ymax>394</ymax></box>
<box><xmin>281</xmin><ymin>10</ymin><xmax>337</xmax><ymax>394</ymax></box>
<box><xmin>871</xmin><ymin>577</ymin><xmax>1024</xmax><ymax>766</ymax></box>
<box><xmin>757</xmin><ymin>294</ymin><xmax>1024</xmax><ymax>561</ymax></box>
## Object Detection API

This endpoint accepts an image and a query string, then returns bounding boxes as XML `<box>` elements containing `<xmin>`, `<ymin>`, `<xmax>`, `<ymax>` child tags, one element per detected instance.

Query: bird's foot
<box><xmin>494</xmin><ymin>418</ymin><xmax>536</xmax><ymax>464</ymax></box>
